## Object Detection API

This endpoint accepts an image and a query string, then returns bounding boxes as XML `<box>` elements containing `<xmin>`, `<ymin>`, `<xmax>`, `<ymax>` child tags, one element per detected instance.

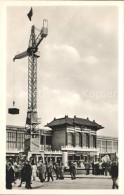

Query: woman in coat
<box><xmin>39</xmin><ymin>163</ymin><xmax>46</xmax><ymax>182</ymax></box>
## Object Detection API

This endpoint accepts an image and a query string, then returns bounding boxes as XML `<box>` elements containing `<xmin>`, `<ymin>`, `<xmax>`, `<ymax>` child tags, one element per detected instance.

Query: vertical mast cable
<box><xmin>13</xmin><ymin>59</ymin><xmax>15</xmax><ymax>107</ymax></box>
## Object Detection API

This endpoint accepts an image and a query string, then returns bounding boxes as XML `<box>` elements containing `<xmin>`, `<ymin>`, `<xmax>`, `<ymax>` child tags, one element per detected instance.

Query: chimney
<box><xmin>87</xmin><ymin>117</ymin><xmax>89</xmax><ymax>120</ymax></box>
<box><xmin>74</xmin><ymin>115</ymin><xmax>76</xmax><ymax>119</ymax></box>
<box><xmin>65</xmin><ymin>115</ymin><xmax>68</xmax><ymax>118</ymax></box>
<box><xmin>54</xmin><ymin>117</ymin><xmax>56</xmax><ymax>120</ymax></box>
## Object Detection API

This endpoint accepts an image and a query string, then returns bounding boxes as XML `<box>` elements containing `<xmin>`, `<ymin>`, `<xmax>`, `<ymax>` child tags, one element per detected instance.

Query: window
<box><xmin>93</xmin><ymin>135</ymin><xmax>96</xmax><ymax>148</ymax></box>
<box><xmin>6</xmin><ymin>132</ymin><xmax>16</xmax><ymax>151</ymax></box>
<box><xmin>17</xmin><ymin>133</ymin><xmax>24</xmax><ymax>150</ymax></box>
<box><xmin>68</xmin><ymin>133</ymin><xmax>73</xmax><ymax>146</ymax></box>
<box><xmin>83</xmin><ymin>133</ymin><xmax>86</xmax><ymax>146</ymax></box>
<box><xmin>90</xmin><ymin>135</ymin><xmax>93</xmax><ymax>147</ymax></box>
<box><xmin>46</xmin><ymin>136</ymin><xmax>52</xmax><ymax>145</ymax></box>
<box><xmin>102</xmin><ymin>140</ymin><xmax>107</xmax><ymax>153</ymax></box>
<box><xmin>107</xmin><ymin>141</ymin><xmax>112</xmax><ymax>152</ymax></box>
<box><xmin>75</xmin><ymin>133</ymin><xmax>81</xmax><ymax>147</ymax></box>
<box><xmin>86</xmin><ymin>133</ymin><xmax>89</xmax><ymax>147</ymax></box>
<box><xmin>97</xmin><ymin>140</ymin><xmax>101</xmax><ymax>152</ymax></box>
<box><xmin>113</xmin><ymin>141</ymin><xmax>118</xmax><ymax>153</ymax></box>
<box><xmin>40</xmin><ymin>135</ymin><xmax>44</xmax><ymax>145</ymax></box>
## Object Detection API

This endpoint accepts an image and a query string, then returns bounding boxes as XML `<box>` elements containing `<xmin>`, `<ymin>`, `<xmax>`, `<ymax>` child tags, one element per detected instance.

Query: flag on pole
<box><xmin>27</xmin><ymin>7</ymin><xmax>33</xmax><ymax>21</ymax></box>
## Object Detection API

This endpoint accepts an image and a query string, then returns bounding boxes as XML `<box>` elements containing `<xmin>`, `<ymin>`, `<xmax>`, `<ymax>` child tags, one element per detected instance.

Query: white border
<box><xmin>0</xmin><ymin>1</ymin><xmax>124</xmax><ymax>195</ymax></box>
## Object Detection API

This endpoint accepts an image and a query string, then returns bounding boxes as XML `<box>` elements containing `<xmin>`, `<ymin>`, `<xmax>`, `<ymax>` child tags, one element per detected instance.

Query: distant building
<box><xmin>97</xmin><ymin>135</ymin><xmax>118</xmax><ymax>161</ymax></box>
<box><xmin>6</xmin><ymin>125</ymin><xmax>27</xmax><ymax>162</ymax></box>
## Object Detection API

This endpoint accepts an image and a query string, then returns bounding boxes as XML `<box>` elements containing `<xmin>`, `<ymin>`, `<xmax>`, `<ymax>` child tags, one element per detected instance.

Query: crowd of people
<box><xmin>6</xmin><ymin>160</ymin><xmax>66</xmax><ymax>189</ymax></box>
<box><xmin>6</xmin><ymin>158</ymin><xmax>118</xmax><ymax>190</ymax></box>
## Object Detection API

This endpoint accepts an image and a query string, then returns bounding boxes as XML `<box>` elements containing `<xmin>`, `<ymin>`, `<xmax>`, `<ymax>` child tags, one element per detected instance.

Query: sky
<box><xmin>6</xmin><ymin>6</ymin><xmax>118</xmax><ymax>137</ymax></box>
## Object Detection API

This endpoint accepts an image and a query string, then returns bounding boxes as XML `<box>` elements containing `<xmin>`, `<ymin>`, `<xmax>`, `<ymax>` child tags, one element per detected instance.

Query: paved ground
<box><xmin>12</xmin><ymin>175</ymin><xmax>114</xmax><ymax>190</ymax></box>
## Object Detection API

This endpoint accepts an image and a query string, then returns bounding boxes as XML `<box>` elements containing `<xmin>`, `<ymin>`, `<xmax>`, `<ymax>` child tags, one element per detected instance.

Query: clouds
<box><xmin>6</xmin><ymin>6</ymin><xmax>118</xmax><ymax>137</ymax></box>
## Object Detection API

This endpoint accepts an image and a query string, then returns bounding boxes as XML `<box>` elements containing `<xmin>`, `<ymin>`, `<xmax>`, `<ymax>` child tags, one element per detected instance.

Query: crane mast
<box><xmin>26</xmin><ymin>25</ymin><xmax>38</xmax><ymax>133</ymax></box>
<box><xmin>13</xmin><ymin>19</ymin><xmax>48</xmax><ymax>136</ymax></box>
<box><xmin>26</xmin><ymin>20</ymin><xmax>48</xmax><ymax>134</ymax></box>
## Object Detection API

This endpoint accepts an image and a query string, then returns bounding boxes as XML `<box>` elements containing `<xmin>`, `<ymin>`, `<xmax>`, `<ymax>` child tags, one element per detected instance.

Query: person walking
<box><xmin>6</xmin><ymin>162</ymin><xmax>14</xmax><ymax>189</ymax></box>
<box><xmin>54</xmin><ymin>163</ymin><xmax>60</xmax><ymax>180</ymax></box>
<box><xmin>91</xmin><ymin>161</ymin><xmax>95</xmax><ymax>175</ymax></box>
<box><xmin>59</xmin><ymin>163</ymin><xmax>65</xmax><ymax>179</ymax></box>
<box><xmin>14</xmin><ymin>162</ymin><xmax>19</xmax><ymax>180</ymax></box>
<box><xmin>39</xmin><ymin>162</ymin><xmax>46</xmax><ymax>182</ymax></box>
<box><xmin>99</xmin><ymin>161</ymin><xmax>103</xmax><ymax>175</ymax></box>
<box><xmin>25</xmin><ymin>161</ymin><xmax>32</xmax><ymax>189</ymax></box>
<box><xmin>110</xmin><ymin>161</ymin><xmax>118</xmax><ymax>189</ymax></box>
<box><xmin>18</xmin><ymin>161</ymin><xmax>26</xmax><ymax>187</ymax></box>
<box><xmin>85</xmin><ymin>161</ymin><xmax>90</xmax><ymax>175</ymax></box>
<box><xmin>94</xmin><ymin>160</ymin><xmax>99</xmax><ymax>175</ymax></box>
<box><xmin>32</xmin><ymin>163</ymin><xmax>37</xmax><ymax>181</ymax></box>
<box><xmin>70</xmin><ymin>162</ymin><xmax>76</xmax><ymax>179</ymax></box>
<box><xmin>18</xmin><ymin>161</ymin><xmax>22</xmax><ymax>179</ymax></box>
<box><xmin>46</xmin><ymin>162</ymin><xmax>54</xmax><ymax>182</ymax></box>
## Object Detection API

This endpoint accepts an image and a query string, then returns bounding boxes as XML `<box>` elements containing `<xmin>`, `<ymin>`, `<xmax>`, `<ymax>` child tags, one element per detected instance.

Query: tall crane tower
<box><xmin>13</xmin><ymin>20</ymin><xmax>48</xmax><ymax>135</ymax></box>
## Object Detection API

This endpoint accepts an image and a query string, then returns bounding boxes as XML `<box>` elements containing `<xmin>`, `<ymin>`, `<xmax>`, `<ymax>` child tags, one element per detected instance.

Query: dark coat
<box><xmin>6</xmin><ymin>167</ymin><xmax>14</xmax><ymax>189</ymax></box>
<box><xmin>70</xmin><ymin>164</ymin><xmax>76</xmax><ymax>174</ymax></box>
<box><xmin>20</xmin><ymin>165</ymin><xmax>26</xmax><ymax>182</ymax></box>
<box><xmin>110</xmin><ymin>164</ymin><xmax>118</xmax><ymax>178</ymax></box>
<box><xmin>25</xmin><ymin>164</ymin><xmax>32</xmax><ymax>182</ymax></box>
<box><xmin>39</xmin><ymin>165</ymin><xmax>46</xmax><ymax>180</ymax></box>
<box><xmin>47</xmin><ymin>164</ymin><xmax>53</xmax><ymax>173</ymax></box>
<box><xmin>85</xmin><ymin>162</ymin><xmax>90</xmax><ymax>169</ymax></box>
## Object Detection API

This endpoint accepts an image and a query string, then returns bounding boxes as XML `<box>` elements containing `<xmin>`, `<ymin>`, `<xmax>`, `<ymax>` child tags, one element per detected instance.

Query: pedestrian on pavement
<box><xmin>59</xmin><ymin>163</ymin><xmax>65</xmax><ymax>179</ymax></box>
<box><xmin>42</xmin><ymin>163</ymin><xmax>47</xmax><ymax>181</ymax></box>
<box><xmin>46</xmin><ymin>162</ymin><xmax>54</xmax><ymax>182</ymax></box>
<box><xmin>99</xmin><ymin>161</ymin><xmax>103</xmax><ymax>175</ymax></box>
<box><xmin>85</xmin><ymin>161</ymin><xmax>90</xmax><ymax>175</ymax></box>
<box><xmin>39</xmin><ymin>162</ymin><xmax>46</xmax><ymax>182</ymax></box>
<box><xmin>6</xmin><ymin>162</ymin><xmax>14</xmax><ymax>189</ymax></box>
<box><xmin>18</xmin><ymin>161</ymin><xmax>26</xmax><ymax>187</ymax></box>
<box><xmin>110</xmin><ymin>161</ymin><xmax>118</xmax><ymax>189</ymax></box>
<box><xmin>54</xmin><ymin>163</ymin><xmax>60</xmax><ymax>180</ymax></box>
<box><xmin>32</xmin><ymin>163</ymin><xmax>37</xmax><ymax>181</ymax></box>
<box><xmin>94</xmin><ymin>160</ymin><xmax>99</xmax><ymax>175</ymax></box>
<box><xmin>107</xmin><ymin>161</ymin><xmax>111</xmax><ymax>175</ymax></box>
<box><xmin>102</xmin><ymin>161</ymin><xmax>106</xmax><ymax>175</ymax></box>
<box><xmin>104</xmin><ymin>161</ymin><xmax>108</xmax><ymax>176</ymax></box>
<box><xmin>91</xmin><ymin>161</ymin><xmax>95</xmax><ymax>175</ymax></box>
<box><xmin>70</xmin><ymin>162</ymin><xmax>76</xmax><ymax>179</ymax></box>
<box><xmin>25</xmin><ymin>160</ymin><xmax>32</xmax><ymax>189</ymax></box>
<box><xmin>18</xmin><ymin>161</ymin><xmax>22</xmax><ymax>179</ymax></box>
<box><xmin>14</xmin><ymin>162</ymin><xmax>19</xmax><ymax>180</ymax></box>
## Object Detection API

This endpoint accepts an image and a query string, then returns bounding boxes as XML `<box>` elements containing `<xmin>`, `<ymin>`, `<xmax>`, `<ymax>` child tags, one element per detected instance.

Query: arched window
<box><xmin>68</xmin><ymin>133</ymin><xmax>73</xmax><ymax>146</ymax></box>
<box><xmin>75</xmin><ymin>133</ymin><xmax>82</xmax><ymax>147</ymax></box>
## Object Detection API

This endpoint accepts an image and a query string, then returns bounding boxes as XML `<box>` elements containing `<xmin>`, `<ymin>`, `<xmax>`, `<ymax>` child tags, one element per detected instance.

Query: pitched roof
<box><xmin>45</xmin><ymin>116</ymin><xmax>104</xmax><ymax>131</ymax></box>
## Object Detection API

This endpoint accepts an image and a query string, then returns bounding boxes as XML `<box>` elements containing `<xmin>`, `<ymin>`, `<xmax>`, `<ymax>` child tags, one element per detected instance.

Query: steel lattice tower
<box><xmin>13</xmin><ymin>20</ymin><xmax>48</xmax><ymax>152</ymax></box>
<box><xmin>26</xmin><ymin>21</ymin><xmax>48</xmax><ymax>134</ymax></box>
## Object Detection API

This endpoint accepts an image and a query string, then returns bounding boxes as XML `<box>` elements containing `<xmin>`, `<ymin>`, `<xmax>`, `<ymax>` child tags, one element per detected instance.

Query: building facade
<box><xmin>6</xmin><ymin>116</ymin><xmax>118</xmax><ymax>167</ymax></box>
<box><xmin>6</xmin><ymin>125</ymin><xmax>27</xmax><ymax>162</ymax></box>
<box><xmin>97</xmin><ymin>135</ymin><xmax>118</xmax><ymax>161</ymax></box>
<box><xmin>46</xmin><ymin>115</ymin><xmax>103</xmax><ymax>166</ymax></box>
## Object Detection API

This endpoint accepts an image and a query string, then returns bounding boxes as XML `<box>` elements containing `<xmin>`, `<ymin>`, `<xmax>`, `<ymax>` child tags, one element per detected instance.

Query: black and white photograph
<box><xmin>0</xmin><ymin>0</ymin><xmax>124</xmax><ymax>194</ymax></box>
